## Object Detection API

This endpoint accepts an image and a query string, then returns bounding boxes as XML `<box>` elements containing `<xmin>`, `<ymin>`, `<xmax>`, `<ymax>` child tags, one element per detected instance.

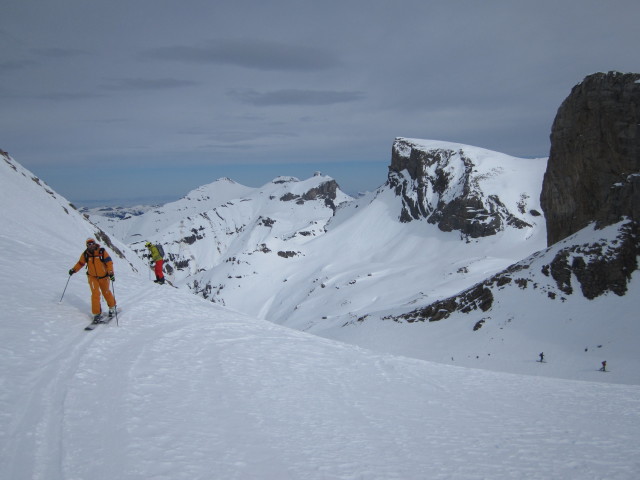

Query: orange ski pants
<box><xmin>88</xmin><ymin>275</ymin><xmax>116</xmax><ymax>315</ymax></box>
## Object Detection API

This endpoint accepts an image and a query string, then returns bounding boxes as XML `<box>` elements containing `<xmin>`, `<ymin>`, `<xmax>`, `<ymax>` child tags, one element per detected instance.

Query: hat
<box><xmin>86</xmin><ymin>238</ymin><xmax>97</xmax><ymax>245</ymax></box>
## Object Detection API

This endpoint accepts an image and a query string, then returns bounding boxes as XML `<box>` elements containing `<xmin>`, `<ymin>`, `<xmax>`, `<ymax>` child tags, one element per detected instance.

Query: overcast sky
<box><xmin>2</xmin><ymin>0</ymin><xmax>639</xmax><ymax>206</ymax></box>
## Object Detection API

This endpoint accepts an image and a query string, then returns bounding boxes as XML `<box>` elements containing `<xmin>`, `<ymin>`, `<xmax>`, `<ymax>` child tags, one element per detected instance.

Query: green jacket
<box><xmin>147</xmin><ymin>244</ymin><xmax>163</xmax><ymax>261</ymax></box>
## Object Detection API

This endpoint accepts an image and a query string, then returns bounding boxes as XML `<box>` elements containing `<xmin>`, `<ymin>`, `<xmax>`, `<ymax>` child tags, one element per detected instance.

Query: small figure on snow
<box><xmin>145</xmin><ymin>241</ymin><xmax>165</xmax><ymax>284</ymax></box>
<box><xmin>68</xmin><ymin>238</ymin><xmax>117</xmax><ymax>322</ymax></box>
<box><xmin>600</xmin><ymin>360</ymin><xmax>607</xmax><ymax>372</ymax></box>
<box><xmin>539</xmin><ymin>352</ymin><xmax>545</xmax><ymax>363</ymax></box>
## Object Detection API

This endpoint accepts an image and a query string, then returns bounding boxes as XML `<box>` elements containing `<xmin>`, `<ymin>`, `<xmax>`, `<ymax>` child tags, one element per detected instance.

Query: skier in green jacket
<box><xmin>145</xmin><ymin>242</ymin><xmax>165</xmax><ymax>284</ymax></box>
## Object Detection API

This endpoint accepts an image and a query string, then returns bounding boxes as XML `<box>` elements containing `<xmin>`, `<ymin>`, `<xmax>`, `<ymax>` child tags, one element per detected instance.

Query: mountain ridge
<box><xmin>85</xmin><ymin>140</ymin><xmax>546</xmax><ymax>324</ymax></box>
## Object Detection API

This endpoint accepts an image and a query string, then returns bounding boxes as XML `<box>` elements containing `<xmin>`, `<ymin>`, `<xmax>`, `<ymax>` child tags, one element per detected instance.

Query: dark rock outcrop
<box><xmin>544</xmin><ymin>221</ymin><xmax>639</xmax><ymax>299</ymax></box>
<box><xmin>376</xmin><ymin>265</ymin><xmax>521</xmax><ymax>324</ymax></box>
<box><xmin>541</xmin><ymin>71</ymin><xmax>640</xmax><ymax>246</ymax></box>
<box><xmin>388</xmin><ymin>138</ymin><xmax>532</xmax><ymax>238</ymax></box>
<box><xmin>280</xmin><ymin>180</ymin><xmax>341</xmax><ymax>211</ymax></box>
<box><xmin>303</xmin><ymin>179</ymin><xmax>341</xmax><ymax>210</ymax></box>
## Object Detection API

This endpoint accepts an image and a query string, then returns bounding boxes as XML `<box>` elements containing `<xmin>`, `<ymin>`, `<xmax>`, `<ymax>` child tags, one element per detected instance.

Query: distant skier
<box><xmin>600</xmin><ymin>360</ymin><xmax>607</xmax><ymax>372</ymax></box>
<box><xmin>68</xmin><ymin>238</ymin><xmax>117</xmax><ymax>322</ymax></box>
<box><xmin>539</xmin><ymin>352</ymin><xmax>545</xmax><ymax>363</ymax></box>
<box><xmin>145</xmin><ymin>241</ymin><xmax>165</xmax><ymax>284</ymax></box>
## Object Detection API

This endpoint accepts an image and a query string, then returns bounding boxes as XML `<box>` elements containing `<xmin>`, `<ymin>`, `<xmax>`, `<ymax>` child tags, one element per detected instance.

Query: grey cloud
<box><xmin>179</xmin><ymin>125</ymin><xmax>297</xmax><ymax>145</ymax></box>
<box><xmin>0</xmin><ymin>59</ymin><xmax>38</xmax><ymax>71</ymax></box>
<box><xmin>4</xmin><ymin>0</ymin><xmax>640</xmax><ymax>205</ymax></box>
<box><xmin>211</xmin><ymin>130</ymin><xmax>296</xmax><ymax>143</ymax></box>
<box><xmin>102</xmin><ymin>78</ymin><xmax>199</xmax><ymax>91</ymax></box>
<box><xmin>141</xmin><ymin>39</ymin><xmax>340</xmax><ymax>72</ymax></box>
<box><xmin>34</xmin><ymin>92</ymin><xmax>105</xmax><ymax>101</ymax></box>
<box><xmin>230</xmin><ymin>89</ymin><xmax>365</xmax><ymax>106</ymax></box>
<box><xmin>1</xmin><ymin>49</ymin><xmax>88</xmax><ymax>73</ymax></box>
<box><xmin>31</xmin><ymin>47</ymin><xmax>90</xmax><ymax>59</ymax></box>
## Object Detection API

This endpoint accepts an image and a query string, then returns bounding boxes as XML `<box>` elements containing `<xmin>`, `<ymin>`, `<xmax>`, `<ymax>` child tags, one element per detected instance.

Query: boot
<box><xmin>108</xmin><ymin>307</ymin><xmax>116</xmax><ymax>318</ymax></box>
<box><xmin>92</xmin><ymin>313</ymin><xmax>102</xmax><ymax>324</ymax></box>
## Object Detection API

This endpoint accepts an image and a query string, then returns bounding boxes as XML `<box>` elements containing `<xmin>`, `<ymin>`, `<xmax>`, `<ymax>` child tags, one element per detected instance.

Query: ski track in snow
<box><xmin>4</xmin><ymin>270</ymin><xmax>640</xmax><ymax>479</ymax></box>
<box><xmin>24</xmin><ymin>289</ymin><xmax>640</xmax><ymax>478</ymax></box>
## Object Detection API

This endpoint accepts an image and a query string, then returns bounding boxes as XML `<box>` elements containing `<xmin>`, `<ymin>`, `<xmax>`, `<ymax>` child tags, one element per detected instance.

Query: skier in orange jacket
<box><xmin>69</xmin><ymin>238</ymin><xmax>117</xmax><ymax>321</ymax></box>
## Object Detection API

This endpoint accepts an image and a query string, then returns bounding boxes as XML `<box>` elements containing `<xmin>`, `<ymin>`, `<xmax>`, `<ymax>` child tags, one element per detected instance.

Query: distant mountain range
<box><xmin>85</xmin><ymin>139</ymin><xmax>547</xmax><ymax>326</ymax></box>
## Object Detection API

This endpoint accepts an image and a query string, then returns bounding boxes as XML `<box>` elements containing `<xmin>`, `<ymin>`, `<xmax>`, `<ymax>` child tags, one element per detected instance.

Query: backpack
<box><xmin>84</xmin><ymin>247</ymin><xmax>107</xmax><ymax>263</ymax></box>
<box><xmin>155</xmin><ymin>244</ymin><xmax>165</xmax><ymax>257</ymax></box>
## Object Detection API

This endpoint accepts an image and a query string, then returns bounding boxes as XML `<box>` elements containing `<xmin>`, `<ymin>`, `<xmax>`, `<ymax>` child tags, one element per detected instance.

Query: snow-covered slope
<box><xmin>246</xmin><ymin>145</ymin><xmax>542</xmax><ymax>327</ymax></box>
<box><xmin>0</xmin><ymin>152</ymin><xmax>144</xmax><ymax>275</ymax></box>
<box><xmin>263</xmin><ymin>145</ymin><xmax>547</xmax><ymax>333</ymax></box>
<box><xmin>79</xmin><ymin>204</ymin><xmax>157</xmax><ymax>221</ymax></box>
<box><xmin>2</xmin><ymin>150</ymin><xmax>640</xmax><ymax>479</ymax></box>
<box><xmin>339</xmin><ymin>220</ymin><xmax>640</xmax><ymax>384</ymax></box>
<box><xmin>88</xmin><ymin>173</ymin><xmax>351</xmax><ymax>284</ymax></box>
<box><xmin>87</xmin><ymin>177</ymin><xmax>256</xmax><ymax>243</ymax></box>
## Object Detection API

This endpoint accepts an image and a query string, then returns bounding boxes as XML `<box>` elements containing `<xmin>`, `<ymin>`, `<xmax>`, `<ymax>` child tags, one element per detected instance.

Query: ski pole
<box><xmin>59</xmin><ymin>274</ymin><xmax>72</xmax><ymax>303</ymax></box>
<box><xmin>111</xmin><ymin>278</ymin><xmax>119</xmax><ymax>326</ymax></box>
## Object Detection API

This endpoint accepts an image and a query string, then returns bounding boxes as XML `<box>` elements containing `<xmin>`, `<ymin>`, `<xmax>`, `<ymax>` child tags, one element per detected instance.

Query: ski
<box><xmin>84</xmin><ymin>309</ymin><xmax>120</xmax><ymax>331</ymax></box>
<box><xmin>85</xmin><ymin>315</ymin><xmax>105</xmax><ymax>331</ymax></box>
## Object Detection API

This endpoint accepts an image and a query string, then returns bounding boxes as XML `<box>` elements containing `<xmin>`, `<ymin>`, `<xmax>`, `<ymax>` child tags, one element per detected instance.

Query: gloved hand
<box><xmin>68</xmin><ymin>269</ymin><xmax>75</xmax><ymax>275</ymax></box>
<box><xmin>150</xmin><ymin>261</ymin><xmax>155</xmax><ymax>268</ymax></box>
<box><xmin>110</xmin><ymin>275</ymin><xmax>115</xmax><ymax>282</ymax></box>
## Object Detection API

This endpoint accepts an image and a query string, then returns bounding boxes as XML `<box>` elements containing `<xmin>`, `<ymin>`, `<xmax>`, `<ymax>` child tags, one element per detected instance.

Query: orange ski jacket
<box><xmin>71</xmin><ymin>246</ymin><xmax>114</xmax><ymax>278</ymax></box>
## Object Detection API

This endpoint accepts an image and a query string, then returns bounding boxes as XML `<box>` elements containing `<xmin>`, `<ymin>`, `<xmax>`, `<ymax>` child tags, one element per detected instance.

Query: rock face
<box><xmin>543</xmin><ymin>222</ymin><xmax>638</xmax><ymax>299</ymax></box>
<box><xmin>541</xmin><ymin>71</ymin><xmax>640</xmax><ymax>246</ymax></box>
<box><xmin>280</xmin><ymin>179</ymin><xmax>341</xmax><ymax>211</ymax></box>
<box><xmin>388</xmin><ymin>138</ymin><xmax>538</xmax><ymax>238</ymax></box>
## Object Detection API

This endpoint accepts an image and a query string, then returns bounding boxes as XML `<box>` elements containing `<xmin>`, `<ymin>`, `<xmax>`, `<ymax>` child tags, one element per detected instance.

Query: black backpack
<box><xmin>155</xmin><ymin>244</ymin><xmax>165</xmax><ymax>257</ymax></box>
<box><xmin>84</xmin><ymin>247</ymin><xmax>107</xmax><ymax>263</ymax></box>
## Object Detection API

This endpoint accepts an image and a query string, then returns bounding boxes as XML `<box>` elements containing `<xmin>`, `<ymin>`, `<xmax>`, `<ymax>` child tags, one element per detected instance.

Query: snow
<box><xmin>88</xmin><ymin>177</ymin><xmax>256</xmax><ymax>243</ymax></box>
<box><xmin>2</xmin><ymin>152</ymin><xmax>640</xmax><ymax>479</ymax></box>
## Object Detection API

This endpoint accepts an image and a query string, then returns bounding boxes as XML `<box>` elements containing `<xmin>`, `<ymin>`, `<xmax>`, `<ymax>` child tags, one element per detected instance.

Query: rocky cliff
<box><xmin>377</xmin><ymin>73</ymin><xmax>640</xmax><ymax>324</ymax></box>
<box><xmin>279</xmin><ymin>178</ymin><xmax>341</xmax><ymax>211</ymax></box>
<box><xmin>540</xmin><ymin>71</ymin><xmax>640</xmax><ymax>246</ymax></box>
<box><xmin>388</xmin><ymin>138</ymin><xmax>543</xmax><ymax>238</ymax></box>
